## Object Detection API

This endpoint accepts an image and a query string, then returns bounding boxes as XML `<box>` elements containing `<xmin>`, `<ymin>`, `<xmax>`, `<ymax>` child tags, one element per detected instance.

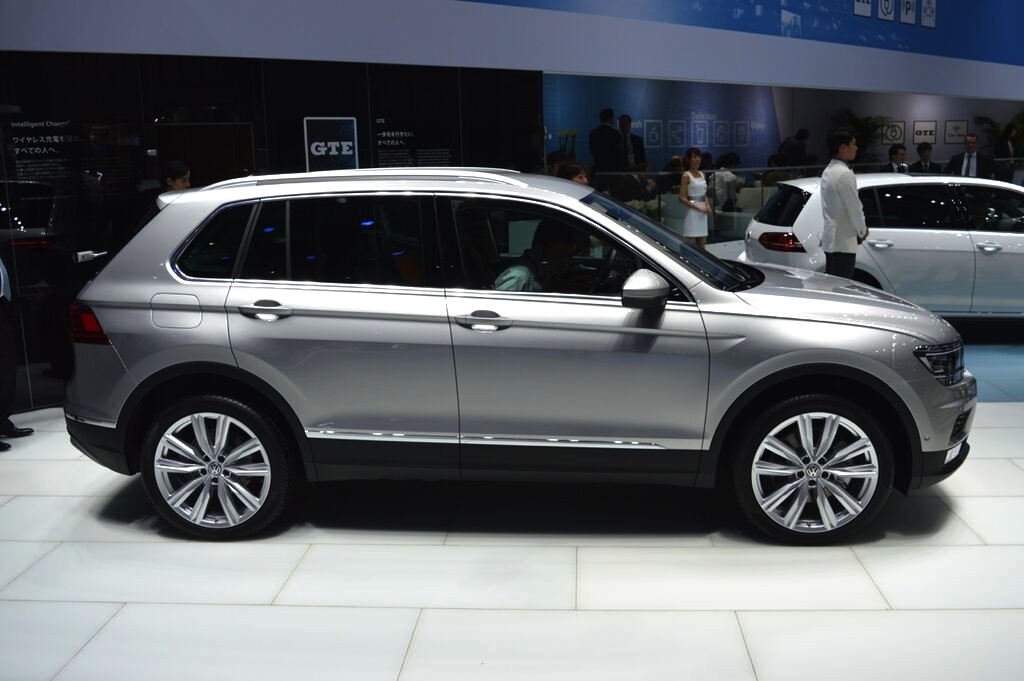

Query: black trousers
<box><xmin>824</xmin><ymin>252</ymin><xmax>856</xmax><ymax>279</ymax></box>
<box><xmin>0</xmin><ymin>301</ymin><xmax>17</xmax><ymax>422</ymax></box>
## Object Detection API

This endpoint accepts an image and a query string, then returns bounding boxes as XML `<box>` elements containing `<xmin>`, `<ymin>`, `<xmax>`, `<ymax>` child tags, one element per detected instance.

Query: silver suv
<box><xmin>64</xmin><ymin>168</ymin><xmax>976</xmax><ymax>544</ymax></box>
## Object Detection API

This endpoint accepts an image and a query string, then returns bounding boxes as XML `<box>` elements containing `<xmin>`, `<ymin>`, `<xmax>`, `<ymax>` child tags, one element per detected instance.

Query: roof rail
<box><xmin>203</xmin><ymin>167</ymin><xmax>527</xmax><ymax>191</ymax></box>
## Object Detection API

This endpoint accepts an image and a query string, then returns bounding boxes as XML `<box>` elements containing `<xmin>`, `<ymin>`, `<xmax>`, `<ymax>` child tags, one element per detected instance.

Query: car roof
<box><xmin>180</xmin><ymin>167</ymin><xmax>595</xmax><ymax>205</ymax></box>
<box><xmin>780</xmin><ymin>173</ymin><xmax>1024</xmax><ymax>193</ymax></box>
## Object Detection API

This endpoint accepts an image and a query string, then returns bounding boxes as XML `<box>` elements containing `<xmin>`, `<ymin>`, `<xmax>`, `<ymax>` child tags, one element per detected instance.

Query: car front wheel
<box><xmin>732</xmin><ymin>394</ymin><xmax>894</xmax><ymax>544</ymax></box>
<box><xmin>140</xmin><ymin>395</ymin><xmax>292</xmax><ymax>539</ymax></box>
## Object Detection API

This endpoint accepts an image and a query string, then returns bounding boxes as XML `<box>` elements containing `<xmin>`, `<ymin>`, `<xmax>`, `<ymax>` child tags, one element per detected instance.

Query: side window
<box><xmin>960</xmin><ymin>186</ymin><xmax>1024</xmax><ymax>232</ymax></box>
<box><xmin>289</xmin><ymin>195</ymin><xmax>425</xmax><ymax>286</ymax></box>
<box><xmin>238</xmin><ymin>196</ymin><xmax>427</xmax><ymax>286</ymax></box>
<box><xmin>451</xmin><ymin>198</ymin><xmax>640</xmax><ymax>296</ymax></box>
<box><xmin>177</xmin><ymin>203</ymin><xmax>253</xmax><ymax>279</ymax></box>
<box><xmin>858</xmin><ymin>188</ymin><xmax>883</xmax><ymax>229</ymax></box>
<box><xmin>875</xmin><ymin>184</ymin><xmax>957</xmax><ymax>229</ymax></box>
<box><xmin>240</xmin><ymin>200</ymin><xmax>287</xmax><ymax>280</ymax></box>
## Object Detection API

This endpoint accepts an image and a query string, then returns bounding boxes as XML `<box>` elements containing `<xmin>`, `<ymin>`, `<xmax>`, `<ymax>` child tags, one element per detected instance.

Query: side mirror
<box><xmin>75</xmin><ymin>250</ymin><xmax>108</xmax><ymax>263</ymax></box>
<box><xmin>621</xmin><ymin>269</ymin><xmax>670</xmax><ymax>311</ymax></box>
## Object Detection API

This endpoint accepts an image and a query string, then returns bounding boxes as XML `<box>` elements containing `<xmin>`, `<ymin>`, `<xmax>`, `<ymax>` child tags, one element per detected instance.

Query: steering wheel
<box><xmin>590</xmin><ymin>247</ymin><xmax>619</xmax><ymax>294</ymax></box>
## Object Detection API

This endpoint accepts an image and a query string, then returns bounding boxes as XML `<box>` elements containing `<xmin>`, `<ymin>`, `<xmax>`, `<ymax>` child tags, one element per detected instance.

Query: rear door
<box><xmin>958</xmin><ymin>184</ymin><xmax>1024</xmax><ymax>313</ymax></box>
<box><xmin>859</xmin><ymin>183</ymin><xmax>973</xmax><ymax>312</ymax></box>
<box><xmin>225</xmin><ymin>193</ymin><xmax>459</xmax><ymax>480</ymax></box>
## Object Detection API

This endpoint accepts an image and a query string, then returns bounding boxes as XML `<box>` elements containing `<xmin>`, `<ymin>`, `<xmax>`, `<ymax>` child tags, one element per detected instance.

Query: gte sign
<box><xmin>303</xmin><ymin>117</ymin><xmax>359</xmax><ymax>171</ymax></box>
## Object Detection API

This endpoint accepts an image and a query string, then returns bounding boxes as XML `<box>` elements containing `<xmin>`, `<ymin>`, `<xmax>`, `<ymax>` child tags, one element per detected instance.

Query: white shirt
<box><xmin>820</xmin><ymin>158</ymin><xmax>867</xmax><ymax>254</ymax></box>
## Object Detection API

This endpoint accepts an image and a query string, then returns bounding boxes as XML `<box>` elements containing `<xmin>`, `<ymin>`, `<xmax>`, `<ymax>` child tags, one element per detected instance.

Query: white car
<box><xmin>739</xmin><ymin>173</ymin><xmax>1024</xmax><ymax>316</ymax></box>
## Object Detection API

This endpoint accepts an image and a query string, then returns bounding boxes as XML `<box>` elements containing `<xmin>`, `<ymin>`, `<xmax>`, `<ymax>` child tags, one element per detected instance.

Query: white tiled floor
<box><xmin>1</xmin><ymin>403</ymin><xmax>1022</xmax><ymax>680</ymax></box>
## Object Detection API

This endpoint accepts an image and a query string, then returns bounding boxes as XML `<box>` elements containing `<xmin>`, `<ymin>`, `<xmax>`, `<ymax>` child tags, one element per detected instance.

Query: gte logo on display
<box><xmin>304</xmin><ymin>117</ymin><xmax>359</xmax><ymax>172</ymax></box>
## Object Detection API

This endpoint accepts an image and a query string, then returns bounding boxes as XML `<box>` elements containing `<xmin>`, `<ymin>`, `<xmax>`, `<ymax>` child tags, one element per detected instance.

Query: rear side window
<box><xmin>876</xmin><ymin>184</ymin><xmax>957</xmax><ymax>229</ymax></box>
<box><xmin>176</xmin><ymin>203</ymin><xmax>253</xmax><ymax>279</ymax></box>
<box><xmin>859</xmin><ymin>188</ymin><xmax>883</xmax><ymax>228</ymax></box>
<box><xmin>754</xmin><ymin>184</ymin><xmax>810</xmax><ymax>227</ymax></box>
<box><xmin>239</xmin><ymin>195</ymin><xmax>428</xmax><ymax>286</ymax></box>
<box><xmin>959</xmin><ymin>186</ymin><xmax>1024</xmax><ymax>232</ymax></box>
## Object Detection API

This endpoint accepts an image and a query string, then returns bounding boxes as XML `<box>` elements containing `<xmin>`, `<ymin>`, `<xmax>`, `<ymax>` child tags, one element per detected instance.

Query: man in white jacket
<box><xmin>820</xmin><ymin>130</ymin><xmax>868</xmax><ymax>278</ymax></box>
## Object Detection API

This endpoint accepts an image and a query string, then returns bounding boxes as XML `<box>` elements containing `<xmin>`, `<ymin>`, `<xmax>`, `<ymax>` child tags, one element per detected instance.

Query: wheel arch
<box><xmin>117</xmin><ymin>362</ymin><xmax>318</xmax><ymax>481</ymax></box>
<box><xmin>697</xmin><ymin>363</ymin><xmax>921</xmax><ymax>494</ymax></box>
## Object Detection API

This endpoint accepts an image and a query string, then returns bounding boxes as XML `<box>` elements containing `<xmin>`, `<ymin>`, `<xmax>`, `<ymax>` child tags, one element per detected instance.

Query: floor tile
<box><xmin>0</xmin><ymin>495</ymin><xmax>11</xmax><ymax>507</ymax></box>
<box><xmin>0</xmin><ymin>601</ymin><xmax>121</xmax><ymax>681</ymax></box>
<box><xmin>711</xmin><ymin>496</ymin><xmax>982</xmax><ymax>547</ymax></box>
<box><xmin>0</xmin><ymin>430</ymin><xmax>83</xmax><ymax>461</ymax></box>
<box><xmin>854</xmin><ymin>545</ymin><xmax>1024</xmax><ymax>609</ymax></box>
<box><xmin>577</xmin><ymin>547</ymin><xmax>887</xmax><ymax>610</ymax></box>
<box><xmin>11</xmin><ymin>407</ymin><xmax>65</xmax><ymax>431</ymax></box>
<box><xmin>55</xmin><ymin>603</ymin><xmax>417</xmax><ymax>681</ymax></box>
<box><xmin>946</xmin><ymin>497</ymin><xmax>1024</xmax><ymax>544</ymax></box>
<box><xmin>916</xmin><ymin>458</ymin><xmax>1024</xmax><ymax>496</ymax></box>
<box><xmin>971</xmin><ymin>402</ymin><xmax>1024</xmax><ymax>427</ymax></box>
<box><xmin>0</xmin><ymin>460</ymin><xmax>136</xmax><ymax>497</ymax></box>
<box><xmin>739</xmin><ymin>610</ymin><xmax>1024</xmax><ymax>681</ymax></box>
<box><xmin>401</xmin><ymin>609</ymin><xmax>755</xmax><ymax>681</ymax></box>
<box><xmin>1015</xmin><ymin>459</ymin><xmax>1024</xmax><ymax>473</ymax></box>
<box><xmin>0</xmin><ymin>493</ymin><xmax>173</xmax><ymax>542</ymax></box>
<box><xmin>962</xmin><ymin>427</ymin><xmax>1024</xmax><ymax>458</ymax></box>
<box><xmin>1</xmin><ymin>542</ymin><xmax>308</xmax><ymax>605</ymax></box>
<box><xmin>0</xmin><ymin>541</ymin><xmax>58</xmax><ymax>589</ymax></box>
<box><xmin>276</xmin><ymin>545</ymin><xmax>576</xmax><ymax>609</ymax></box>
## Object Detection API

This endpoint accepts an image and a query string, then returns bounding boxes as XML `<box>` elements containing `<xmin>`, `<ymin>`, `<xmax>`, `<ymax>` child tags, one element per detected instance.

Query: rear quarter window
<box><xmin>754</xmin><ymin>184</ymin><xmax>810</xmax><ymax>227</ymax></box>
<box><xmin>176</xmin><ymin>203</ymin><xmax>253</xmax><ymax>279</ymax></box>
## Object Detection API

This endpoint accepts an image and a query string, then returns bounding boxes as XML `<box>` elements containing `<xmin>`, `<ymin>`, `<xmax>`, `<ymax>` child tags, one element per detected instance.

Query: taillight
<box><xmin>70</xmin><ymin>304</ymin><xmax>109</xmax><ymax>345</ymax></box>
<box><xmin>757</xmin><ymin>231</ymin><xmax>807</xmax><ymax>252</ymax></box>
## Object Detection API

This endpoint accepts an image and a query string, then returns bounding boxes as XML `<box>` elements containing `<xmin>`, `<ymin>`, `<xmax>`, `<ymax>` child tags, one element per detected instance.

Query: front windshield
<box><xmin>581</xmin><ymin>191</ymin><xmax>744</xmax><ymax>290</ymax></box>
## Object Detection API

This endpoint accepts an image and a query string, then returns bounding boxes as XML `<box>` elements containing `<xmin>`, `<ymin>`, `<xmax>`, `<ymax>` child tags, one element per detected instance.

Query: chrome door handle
<box><xmin>454</xmin><ymin>310</ymin><xmax>512</xmax><ymax>332</ymax></box>
<box><xmin>866</xmin><ymin>239</ymin><xmax>894</xmax><ymax>250</ymax></box>
<box><xmin>239</xmin><ymin>300</ymin><xmax>293</xmax><ymax>321</ymax></box>
<box><xmin>976</xmin><ymin>241</ymin><xmax>1003</xmax><ymax>253</ymax></box>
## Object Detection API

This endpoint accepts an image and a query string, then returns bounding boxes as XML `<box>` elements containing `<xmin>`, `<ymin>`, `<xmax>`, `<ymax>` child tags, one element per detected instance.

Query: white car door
<box><xmin>859</xmin><ymin>184</ymin><xmax>974</xmax><ymax>313</ymax></box>
<box><xmin>959</xmin><ymin>184</ymin><xmax>1024</xmax><ymax>313</ymax></box>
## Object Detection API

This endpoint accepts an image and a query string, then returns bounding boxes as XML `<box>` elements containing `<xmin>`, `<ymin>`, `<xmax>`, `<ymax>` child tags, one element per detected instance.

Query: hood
<box><xmin>736</xmin><ymin>263</ymin><xmax>958</xmax><ymax>344</ymax></box>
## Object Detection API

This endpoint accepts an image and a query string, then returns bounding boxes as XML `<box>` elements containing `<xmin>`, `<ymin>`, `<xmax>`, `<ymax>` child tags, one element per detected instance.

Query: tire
<box><xmin>140</xmin><ymin>395</ymin><xmax>293</xmax><ymax>540</ymax></box>
<box><xmin>731</xmin><ymin>394</ymin><xmax>894</xmax><ymax>544</ymax></box>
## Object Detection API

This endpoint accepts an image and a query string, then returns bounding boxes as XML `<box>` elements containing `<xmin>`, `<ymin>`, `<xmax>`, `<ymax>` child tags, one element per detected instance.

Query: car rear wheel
<box><xmin>140</xmin><ymin>395</ymin><xmax>292</xmax><ymax>539</ymax></box>
<box><xmin>732</xmin><ymin>394</ymin><xmax>894</xmax><ymax>544</ymax></box>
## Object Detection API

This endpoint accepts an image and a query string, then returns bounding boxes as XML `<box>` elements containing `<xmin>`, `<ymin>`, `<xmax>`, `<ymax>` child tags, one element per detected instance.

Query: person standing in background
<box><xmin>0</xmin><ymin>254</ymin><xmax>34</xmax><ymax>451</ymax></box>
<box><xmin>617</xmin><ymin>114</ymin><xmax>646</xmax><ymax>171</ymax></box>
<box><xmin>678</xmin><ymin>147</ymin><xmax>710</xmax><ymax>250</ymax></box>
<box><xmin>908</xmin><ymin>142</ymin><xmax>936</xmax><ymax>173</ymax></box>
<box><xmin>588</xmin><ymin>109</ymin><xmax>624</xmax><ymax>192</ymax></box>
<box><xmin>945</xmin><ymin>133</ymin><xmax>994</xmax><ymax>179</ymax></box>
<box><xmin>994</xmin><ymin>124</ymin><xmax>1017</xmax><ymax>182</ymax></box>
<box><xmin>879</xmin><ymin>144</ymin><xmax>907</xmax><ymax>172</ymax></box>
<box><xmin>820</xmin><ymin>130</ymin><xmax>868</xmax><ymax>279</ymax></box>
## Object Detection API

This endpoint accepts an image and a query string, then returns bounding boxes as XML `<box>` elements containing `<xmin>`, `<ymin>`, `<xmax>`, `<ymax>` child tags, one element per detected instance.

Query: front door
<box><xmin>438</xmin><ymin>195</ymin><xmax>710</xmax><ymax>485</ymax></box>
<box><xmin>958</xmin><ymin>184</ymin><xmax>1024</xmax><ymax>313</ymax></box>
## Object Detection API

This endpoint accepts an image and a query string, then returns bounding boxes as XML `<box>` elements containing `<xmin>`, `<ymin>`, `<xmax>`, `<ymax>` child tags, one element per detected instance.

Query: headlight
<box><xmin>914</xmin><ymin>342</ymin><xmax>964</xmax><ymax>386</ymax></box>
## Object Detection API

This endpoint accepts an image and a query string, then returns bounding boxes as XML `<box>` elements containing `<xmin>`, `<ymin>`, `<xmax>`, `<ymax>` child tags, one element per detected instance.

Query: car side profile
<box><xmin>740</xmin><ymin>173</ymin><xmax>1024</xmax><ymax>316</ymax></box>
<box><xmin>65</xmin><ymin>168</ymin><xmax>976</xmax><ymax>544</ymax></box>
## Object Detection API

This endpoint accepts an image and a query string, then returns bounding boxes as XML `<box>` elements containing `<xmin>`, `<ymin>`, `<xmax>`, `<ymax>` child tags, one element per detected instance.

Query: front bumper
<box><xmin>912</xmin><ymin>439</ymin><xmax>970</xmax><ymax>490</ymax></box>
<box><xmin>66</xmin><ymin>416</ymin><xmax>132</xmax><ymax>476</ymax></box>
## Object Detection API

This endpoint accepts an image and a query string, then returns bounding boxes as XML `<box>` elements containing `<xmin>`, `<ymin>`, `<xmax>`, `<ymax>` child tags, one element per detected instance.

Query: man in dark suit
<box><xmin>617</xmin><ymin>114</ymin><xmax>646</xmax><ymax>171</ymax></box>
<box><xmin>908</xmin><ymin>142</ymin><xmax>938</xmax><ymax>173</ymax></box>
<box><xmin>879</xmin><ymin>144</ymin><xmax>907</xmax><ymax>172</ymax></box>
<box><xmin>589</xmin><ymin>108</ymin><xmax>625</xmax><ymax>191</ymax></box>
<box><xmin>0</xmin><ymin>254</ymin><xmax>34</xmax><ymax>451</ymax></box>
<box><xmin>945</xmin><ymin>133</ymin><xmax>994</xmax><ymax>179</ymax></box>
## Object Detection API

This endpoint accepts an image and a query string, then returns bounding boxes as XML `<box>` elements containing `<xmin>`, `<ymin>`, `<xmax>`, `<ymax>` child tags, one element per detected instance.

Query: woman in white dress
<box><xmin>678</xmin><ymin>147</ymin><xmax>710</xmax><ymax>249</ymax></box>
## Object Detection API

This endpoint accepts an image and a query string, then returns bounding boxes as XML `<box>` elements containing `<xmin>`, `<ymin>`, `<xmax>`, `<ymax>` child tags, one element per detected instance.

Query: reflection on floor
<box><xmin>1</xmin><ymin>402</ymin><xmax>1023</xmax><ymax>680</ymax></box>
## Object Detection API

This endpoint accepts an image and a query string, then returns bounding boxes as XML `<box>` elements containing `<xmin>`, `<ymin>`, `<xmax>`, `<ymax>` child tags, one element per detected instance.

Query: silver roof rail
<box><xmin>203</xmin><ymin>167</ymin><xmax>527</xmax><ymax>191</ymax></box>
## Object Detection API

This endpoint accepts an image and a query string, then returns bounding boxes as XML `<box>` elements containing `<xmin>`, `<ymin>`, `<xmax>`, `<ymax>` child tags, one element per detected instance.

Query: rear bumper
<box><xmin>66</xmin><ymin>416</ymin><xmax>131</xmax><ymax>476</ymax></box>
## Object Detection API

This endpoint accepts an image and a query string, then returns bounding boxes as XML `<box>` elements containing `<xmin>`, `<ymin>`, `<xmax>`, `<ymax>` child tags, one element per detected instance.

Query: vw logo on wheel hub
<box><xmin>208</xmin><ymin>462</ymin><xmax>223</xmax><ymax>477</ymax></box>
<box><xmin>805</xmin><ymin>463</ymin><xmax>821</xmax><ymax>479</ymax></box>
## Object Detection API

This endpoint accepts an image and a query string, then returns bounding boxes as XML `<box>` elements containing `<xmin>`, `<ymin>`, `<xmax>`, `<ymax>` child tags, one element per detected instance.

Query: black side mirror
<box><xmin>621</xmin><ymin>269</ymin><xmax>669</xmax><ymax>311</ymax></box>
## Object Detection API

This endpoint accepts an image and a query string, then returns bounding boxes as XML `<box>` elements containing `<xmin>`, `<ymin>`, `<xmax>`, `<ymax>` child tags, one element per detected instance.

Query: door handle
<box><xmin>454</xmin><ymin>310</ymin><xmax>512</xmax><ymax>332</ymax></box>
<box><xmin>976</xmin><ymin>241</ymin><xmax>1003</xmax><ymax>253</ymax></box>
<box><xmin>238</xmin><ymin>300</ymin><xmax>293</xmax><ymax>321</ymax></box>
<box><xmin>866</xmin><ymin>239</ymin><xmax>894</xmax><ymax>250</ymax></box>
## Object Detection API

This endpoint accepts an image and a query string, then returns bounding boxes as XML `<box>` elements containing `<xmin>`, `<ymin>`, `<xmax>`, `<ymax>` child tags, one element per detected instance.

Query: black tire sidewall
<box><xmin>140</xmin><ymin>395</ymin><xmax>292</xmax><ymax>540</ymax></box>
<box><xmin>731</xmin><ymin>394</ymin><xmax>894</xmax><ymax>544</ymax></box>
